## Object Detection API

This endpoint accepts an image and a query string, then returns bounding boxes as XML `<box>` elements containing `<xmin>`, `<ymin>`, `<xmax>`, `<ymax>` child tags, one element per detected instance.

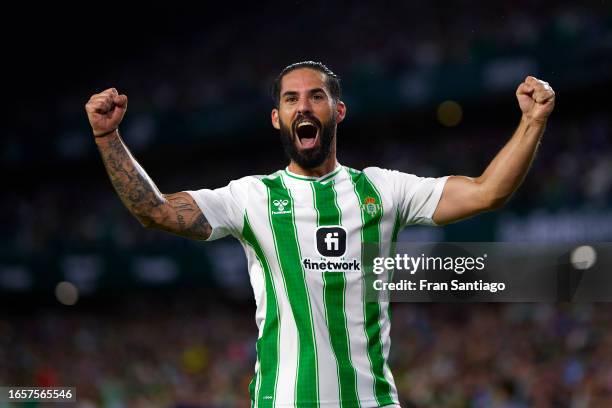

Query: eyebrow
<box><xmin>281</xmin><ymin>88</ymin><xmax>327</xmax><ymax>99</ymax></box>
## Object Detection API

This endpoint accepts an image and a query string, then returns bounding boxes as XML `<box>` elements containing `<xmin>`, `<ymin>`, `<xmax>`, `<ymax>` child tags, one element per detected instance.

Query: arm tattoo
<box><xmin>164</xmin><ymin>193</ymin><xmax>212</xmax><ymax>240</ymax></box>
<box><xmin>96</xmin><ymin>133</ymin><xmax>211</xmax><ymax>239</ymax></box>
<box><xmin>97</xmin><ymin>133</ymin><xmax>165</xmax><ymax>222</ymax></box>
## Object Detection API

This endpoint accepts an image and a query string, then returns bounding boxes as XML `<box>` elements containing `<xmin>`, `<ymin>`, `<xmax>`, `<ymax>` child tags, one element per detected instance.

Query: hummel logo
<box><xmin>273</xmin><ymin>199</ymin><xmax>288</xmax><ymax>211</ymax></box>
<box><xmin>272</xmin><ymin>199</ymin><xmax>291</xmax><ymax>215</ymax></box>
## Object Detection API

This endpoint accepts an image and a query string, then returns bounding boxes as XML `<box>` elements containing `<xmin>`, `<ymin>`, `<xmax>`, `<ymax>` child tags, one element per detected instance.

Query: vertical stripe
<box><xmin>366</xmin><ymin>174</ymin><xmax>398</xmax><ymax>404</ymax></box>
<box><xmin>243</xmin><ymin>214</ymin><xmax>280</xmax><ymax>407</ymax></box>
<box><xmin>390</xmin><ymin>208</ymin><xmax>402</xmax><ymax>255</ymax></box>
<box><xmin>379</xmin><ymin>209</ymin><xmax>403</xmax><ymax>389</ymax></box>
<box><xmin>286</xmin><ymin>177</ymin><xmax>339</xmax><ymax>407</ymax></box>
<box><xmin>262</xmin><ymin>175</ymin><xmax>299</xmax><ymax>405</ymax></box>
<box><xmin>347</xmin><ymin>168</ymin><xmax>395</xmax><ymax>406</ymax></box>
<box><xmin>387</xmin><ymin>208</ymin><xmax>402</xmax><ymax>318</ymax></box>
<box><xmin>335</xmin><ymin>170</ymin><xmax>376</xmax><ymax>403</ymax></box>
<box><xmin>312</xmin><ymin>180</ymin><xmax>361</xmax><ymax>406</ymax></box>
<box><xmin>248</xmin><ymin>365</ymin><xmax>258</xmax><ymax>408</ymax></box>
<box><xmin>263</xmin><ymin>175</ymin><xmax>319</xmax><ymax>406</ymax></box>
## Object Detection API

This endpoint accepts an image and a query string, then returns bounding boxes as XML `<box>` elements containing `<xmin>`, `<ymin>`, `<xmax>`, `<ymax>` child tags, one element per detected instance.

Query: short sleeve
<box><xmin>393</xmin><ymin>171</ymin><xmax>448</xmax><ymax>226</ymax></box>
<box><xmin>367</xmin><ymin>168</ymin><xmax>448</xmax><ymax>227</ymax></box>
<box><xmin>186</xmin><ymin>177</ymin><xmax>250</xmax><ymax>240</ymax></box>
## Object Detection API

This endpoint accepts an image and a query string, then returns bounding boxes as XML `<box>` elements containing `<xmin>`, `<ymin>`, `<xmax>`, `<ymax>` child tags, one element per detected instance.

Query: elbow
<box><xmin>131</xmin><ymin>202</ymin><xmax>168</xmax><ymax>229</ymax></box>
<box><xmin>476</xmin><ymin>179</ymin><xmax>512</xmax><ymax>212</ymax></box>
<box><xmin>135</xmin><ymin>206</ymin><xmax>171</xmax><ymax>230</ymax></box>
<box><xmin>487</xmin><ymin>199</ymin><xmax>507</xmax><ymax>211</ymax></box>
<box><xmin>132</xmin><ymin>208</ymin><xmax>162</xmax><ymax>229</ymax></box>
<box><xmin>483</xmin><ymin>194</ymin><xmax>510</xmax><ymax>211</ymax></box>
<box><xmin>136</xmin><ymin>214</ymin><xmax>156</xmax><ymax>229</ymax></box>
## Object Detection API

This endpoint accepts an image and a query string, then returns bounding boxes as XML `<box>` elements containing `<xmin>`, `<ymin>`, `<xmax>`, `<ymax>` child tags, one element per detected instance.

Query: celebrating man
<box><xmin>85</xmin><ymin>61</ymin><xmax>555</xmax><ymax>407</ymax></box>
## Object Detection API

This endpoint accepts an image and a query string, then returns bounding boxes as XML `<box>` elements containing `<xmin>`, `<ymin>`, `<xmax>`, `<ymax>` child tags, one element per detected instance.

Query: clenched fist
<box><xmin>85</xmin><ymin>88</ymin><xmax>128</xmax><ymax>137</ymax></box>
<box><xmin>516</xmin><ymin>76</ymin><xmax>555</xmax><ymax>123</ymax></box>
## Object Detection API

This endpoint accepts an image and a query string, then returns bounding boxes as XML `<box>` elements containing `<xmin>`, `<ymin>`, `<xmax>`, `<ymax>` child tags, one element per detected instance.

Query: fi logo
<box><xmin>316</xmin><ymin>226</ymin><xmax>347</xmax><ymax>257</ymax></box>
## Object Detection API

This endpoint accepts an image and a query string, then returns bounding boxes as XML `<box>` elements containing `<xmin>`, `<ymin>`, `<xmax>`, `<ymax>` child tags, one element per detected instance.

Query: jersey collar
<box><xmin>283</xmin><ymin>163</ymin><xmax>343</xmax><ymax>182</ymax></box>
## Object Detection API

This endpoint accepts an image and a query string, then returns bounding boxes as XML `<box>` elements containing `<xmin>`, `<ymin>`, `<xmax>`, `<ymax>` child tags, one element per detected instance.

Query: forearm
<box><xmin>476</xmin><ymin>115</ymin><xmax>546</xmax><ymax>206</ymax></box>
<box><xmin>95</xmin><ymin>130</ymin><xmax>166</xmax><ymax>226</ymax></box>
<box><xmin>433</xmin><ymin>77</ymin><xmax>554</xmax><ymax>225</ymax></box>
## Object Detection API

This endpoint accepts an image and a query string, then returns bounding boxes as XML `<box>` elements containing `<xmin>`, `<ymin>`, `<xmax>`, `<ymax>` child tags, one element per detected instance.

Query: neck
<box><xmin>288</xmin><ymin>155</ymin><xmax>338</xmax><ymax>177</ymax></box>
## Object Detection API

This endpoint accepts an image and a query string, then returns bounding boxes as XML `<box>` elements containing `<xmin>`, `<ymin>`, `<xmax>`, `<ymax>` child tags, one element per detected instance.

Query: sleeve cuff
<box><xmin>185</xmin><ymin>190</ymin><xmax>226</xmax><ymax>241</ymax></box>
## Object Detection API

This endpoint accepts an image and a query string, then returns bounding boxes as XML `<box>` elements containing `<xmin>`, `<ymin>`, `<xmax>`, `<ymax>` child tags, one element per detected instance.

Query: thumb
<box><xmin>516</xmin><ymin>82</ymin><xmax>534</xmax><ymax>96</ymax></box>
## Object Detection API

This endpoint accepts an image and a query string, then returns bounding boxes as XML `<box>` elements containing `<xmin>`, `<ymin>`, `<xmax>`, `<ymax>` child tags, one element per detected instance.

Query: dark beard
<box><xmin>279</xmin><ymin>114</ymin><xmax>336</xmax><ymax>169</ymax></box>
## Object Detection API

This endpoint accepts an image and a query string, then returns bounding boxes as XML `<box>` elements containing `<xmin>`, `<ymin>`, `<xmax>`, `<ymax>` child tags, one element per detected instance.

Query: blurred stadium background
<box><xmin>2</xmin><ymin>2</ymin><xmax>612</xmax><ymax>406</ymax></box>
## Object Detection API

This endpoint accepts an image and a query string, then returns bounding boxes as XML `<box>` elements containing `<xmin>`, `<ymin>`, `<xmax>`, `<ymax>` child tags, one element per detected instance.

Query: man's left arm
<box><xmin>432</xmin><ymin>76</ymin><xmax>556</xmax><ymax>225</ymax></box>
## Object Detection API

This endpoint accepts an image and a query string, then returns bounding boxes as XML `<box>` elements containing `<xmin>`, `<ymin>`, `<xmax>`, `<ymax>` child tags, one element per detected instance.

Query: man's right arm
<box><xmin>86</xmin><ymin>88</ymin><xmax>212</xmax><ymax>240</ymax></box>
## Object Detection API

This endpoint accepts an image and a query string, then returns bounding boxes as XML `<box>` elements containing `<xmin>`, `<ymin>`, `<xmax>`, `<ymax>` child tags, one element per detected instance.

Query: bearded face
<box><xmin>273</xmin><ymin>68</ymin><xmax>345</xmax><ymax>170</ymax></box>
<box><xmin>278</xmin><ymin>110</ymin><xmax>336</xmax><ymax>169</ymax></box>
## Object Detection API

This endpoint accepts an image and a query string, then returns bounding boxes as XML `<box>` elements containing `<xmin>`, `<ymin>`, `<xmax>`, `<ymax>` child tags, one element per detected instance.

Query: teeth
<box><xmin>297</xmin><ymin>121</ymin><xmax>315</xmax><ymax>128</ymax></box>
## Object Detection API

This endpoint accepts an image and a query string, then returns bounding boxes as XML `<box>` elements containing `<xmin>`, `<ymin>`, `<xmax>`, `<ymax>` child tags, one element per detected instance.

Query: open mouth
<box><xmin>294</xmin><ymin>119</ymin><xmax>320</xmax><ymax>149</ymax></box>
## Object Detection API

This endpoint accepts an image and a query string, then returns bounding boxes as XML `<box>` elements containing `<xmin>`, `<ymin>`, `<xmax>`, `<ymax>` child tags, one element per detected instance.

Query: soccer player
<box><xmin>85</xmin><ymin>61</ymin><xmax>555</xmax><ymax>407</ymax></box>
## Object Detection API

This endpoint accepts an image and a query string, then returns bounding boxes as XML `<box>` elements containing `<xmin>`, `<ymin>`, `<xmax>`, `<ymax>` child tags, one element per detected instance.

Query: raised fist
<box><xmin>516</xmin><ymin>76</ymin><xmax>555</xmax><ymax>123</ymax></box>
<box><xmin>85</xmin><ymin>88</ymin><xmax>128</xmax><ymax>137</ymax></box>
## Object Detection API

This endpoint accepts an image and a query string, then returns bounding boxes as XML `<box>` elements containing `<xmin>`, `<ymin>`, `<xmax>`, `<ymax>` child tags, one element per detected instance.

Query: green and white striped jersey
<box><xmin>188</xmin><ymin>165</ymin><xmax>447</xmax><ymax>408</ymax></box>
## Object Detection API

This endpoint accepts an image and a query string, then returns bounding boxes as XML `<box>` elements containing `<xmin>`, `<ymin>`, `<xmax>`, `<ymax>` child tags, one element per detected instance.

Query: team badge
<box><xmin>362</xmin><ymin>196</ymin><xmax>381</xmax><ymax>217</ymax></box>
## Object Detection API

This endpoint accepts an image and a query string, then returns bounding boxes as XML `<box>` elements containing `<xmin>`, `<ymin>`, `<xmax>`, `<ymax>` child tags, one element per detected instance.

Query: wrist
<box><xmin>521</xmin><ymin>114</ymin><xmax>548</xmax><ymax>126</ymax></box>
<box><xmin>94</xmin><ymin>128</ymin><xmax>119</xmax><ymax>139</ymax></box>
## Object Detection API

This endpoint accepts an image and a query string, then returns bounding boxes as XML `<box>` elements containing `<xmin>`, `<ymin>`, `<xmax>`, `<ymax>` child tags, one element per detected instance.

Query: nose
<box><xmin>297</xmin><ymin>96</ymin><xmax>313</xmax><ymax>115</ymax></box>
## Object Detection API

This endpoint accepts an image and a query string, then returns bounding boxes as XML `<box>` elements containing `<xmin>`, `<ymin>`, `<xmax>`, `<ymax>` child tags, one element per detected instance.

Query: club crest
<box><xmin>362</xmin><ymin>196</ymin><xmax>381</xmax><ymax>217</ymax></box>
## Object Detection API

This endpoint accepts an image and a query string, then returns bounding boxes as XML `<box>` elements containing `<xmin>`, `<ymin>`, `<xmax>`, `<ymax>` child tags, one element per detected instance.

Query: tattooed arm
<box><xmin>95</xmin><ymin>132</ymin><xmax>212</xmax><ymax>239</ymax></box>
<box><xmin>86</xmin><ymin>88</ymin><xmax>212</xmax><ymax>240</ymax></box>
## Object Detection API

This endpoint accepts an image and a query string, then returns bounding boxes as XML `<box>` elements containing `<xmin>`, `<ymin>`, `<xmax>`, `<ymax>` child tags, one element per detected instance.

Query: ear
<box><xmin>271</xmin><ymin>108</ymin><xmax>280</xmax><ymax>130</ymax></box>
<box><xmin>336</xmin><ymin>100</ymin><xmax>347</xmax><ymax>124</ymax></box>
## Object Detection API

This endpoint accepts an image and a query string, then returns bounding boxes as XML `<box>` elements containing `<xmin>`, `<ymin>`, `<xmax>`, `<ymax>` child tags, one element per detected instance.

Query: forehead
<box><xmin>280</xmin><ymin>68</ymin><xmax>328</xmax><ymax>93</ymax></box>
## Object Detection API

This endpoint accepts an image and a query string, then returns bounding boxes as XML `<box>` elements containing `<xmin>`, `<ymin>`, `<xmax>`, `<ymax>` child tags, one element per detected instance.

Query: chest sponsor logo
<box><xmin>272</xmin><ymin>199</ymin><xmax>291</xmax><ymax>215</ymax></box>
<box><xmin>302</xmin><ymin>227</ymin><xmax>361</xmax><ymax>272</ymax></box>
<box><xmin>316</xmin><ymin>226</ymin><xmax>346</xmax><ymax>257</ymax></box>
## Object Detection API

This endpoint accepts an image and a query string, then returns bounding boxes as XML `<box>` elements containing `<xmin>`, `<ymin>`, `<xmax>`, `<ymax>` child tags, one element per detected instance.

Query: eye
<box><xmin>313</xmin><ymin>93</ymin><xmax>325</xmax><ymax>101</ymax></box>
<box><xmin>285</xmin><ymin>95</ymin><xmax>298</xmax><ymax>103</ymax></box>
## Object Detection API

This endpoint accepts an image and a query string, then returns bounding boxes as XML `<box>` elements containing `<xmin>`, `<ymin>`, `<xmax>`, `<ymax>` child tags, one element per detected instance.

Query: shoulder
<box><xmin>356</xmin><ymin>166</ymin><xmax>401</xmax><ymax>184</ymax></box>
<box><xmin>224</xmin><ymin>171</ymin><xmax>288</xmax><ymax>195</ymax></box>
<box><xmin>342</xmin><ymin>166</ymin><xmax>383</xmax><ymax>177</ymax></box>
<box><xmin>361</xmin><ymin>166</ymin><xmax>425</xmax><ymax>185</ymax></box>
<box><xmin>343</xmin><ymin>166</ymin><xmax>394</xmax><ymax>193</ymax></box>
<box><xmin>352</xmin><ymin>166</ymin><xmax>431</xmax><ymax>196</ymax></box>
<box><xmin>229</xmin><ymin>173</ymin><xmax>277</xmax><ymax>188</ymax></box>
<box><xmin>341</xmin><ymin>166</ymin><xmax>396</xmax><ymax>186</ymax></box>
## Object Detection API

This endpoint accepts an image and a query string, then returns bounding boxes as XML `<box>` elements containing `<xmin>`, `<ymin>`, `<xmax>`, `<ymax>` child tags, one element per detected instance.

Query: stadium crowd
<box><xmin>2</xmin><ymin>298</ymin><xmax>612</xmax><ymax>407</ymax></box>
